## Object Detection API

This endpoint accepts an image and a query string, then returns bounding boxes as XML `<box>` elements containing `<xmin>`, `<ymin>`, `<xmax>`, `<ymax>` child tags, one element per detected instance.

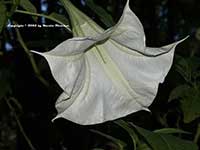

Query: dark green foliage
<box><xmin>91</xmin><ymin>129</ymin><xmax>126</xmax><ymax>150</ymax></box>
<box><xmin>114</xmin><ymin>120</ymin><xmax>198</xmax><ymax>150</ymax></box>
<box><xmin>133</xmin><ymin>124</ymin><xmax>198</xmax><ymax>150</ymax></box>
<box><xmin>169</xmin><ymin>56</ymin><xmax>200</xmax><ymax>123</ymax></box>
<box><xmin>0</xmin><ymin>2</ymin><xmax>7</xmax><ymax>33</ymax></box>
<box><xmin>19</xmin><ymin>0</ymin><xmax>37</xmax><ymax>13</ymax></box>
<box><xmin>85</xmin><ymin>0</ymin><xmax>115</xmax><ymax>27</ymax></box>
<box><xmin>49</xmin><ymin>12</ymin><xmax>69</xmax><ymax>25</ymax></box>
<box><xmin>19</xmin><ymin>0</ymin><xmax>37</xmax><ymax>21</ymax></box>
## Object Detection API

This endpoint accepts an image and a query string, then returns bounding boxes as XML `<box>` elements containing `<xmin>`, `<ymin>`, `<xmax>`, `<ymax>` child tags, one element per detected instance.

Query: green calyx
<box><xmin>60</xmin><ymin>0</ymin><xmax>103</xmax><ymax>36</ymax></box>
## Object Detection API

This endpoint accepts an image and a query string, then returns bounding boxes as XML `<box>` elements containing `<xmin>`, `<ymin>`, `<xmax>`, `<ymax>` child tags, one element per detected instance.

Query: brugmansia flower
<box><xmin>33</xmin><ymin>0</ymin><xmax>187</xmax><ymax>125</ymax></box>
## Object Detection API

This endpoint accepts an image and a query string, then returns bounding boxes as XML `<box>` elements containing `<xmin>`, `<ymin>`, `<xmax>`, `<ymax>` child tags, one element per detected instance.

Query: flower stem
<box><xmin>194</xmin><ymin>123</ymin><xmax>200</xmax><ymax>143</ymax></box>
<box><xmin>5</xmin><ymin>98</ymin><xmax>36</xmax><ymax>150</ymax></box>
<box><xmin>15</xmin><ymin>9</ymin><xmax>71</xmax><ymax>32</ymax></box>
<box><xmin>15</xmin><ymin>28</ymin><xmax>49</xmax><ymax>87</ymax></box>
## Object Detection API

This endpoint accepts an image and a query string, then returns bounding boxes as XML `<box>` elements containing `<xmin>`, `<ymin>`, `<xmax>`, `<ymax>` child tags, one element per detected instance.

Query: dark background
<box><xmin>0</xmin><ymin>0</ymin><xmax>200</xmax><ymax>149</ymax></box>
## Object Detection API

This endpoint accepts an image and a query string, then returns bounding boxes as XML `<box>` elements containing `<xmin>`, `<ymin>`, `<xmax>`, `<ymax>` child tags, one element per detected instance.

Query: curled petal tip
<box><xmin>142</xmin><ymin>107</ymin><xmax>151</xmax><ymax>112</ymax></box>
<box><xmin>126</xmin><ymin>0</ymin><xmax>130</xmax><ymax>6</ymax></box>
<box><xmin>31</xmin><ymin>50</ymin><xmax>43</xmax><ymax>56</ymax></box>
<box><xmin>51</xmin><ymin>116</ymin><xmax>58</xmax><ymax>122</ymax></box>
<box><xmin>180</xmin><ymin>35</ymin><xmax>190</xmax><ymax>42</ymax></box>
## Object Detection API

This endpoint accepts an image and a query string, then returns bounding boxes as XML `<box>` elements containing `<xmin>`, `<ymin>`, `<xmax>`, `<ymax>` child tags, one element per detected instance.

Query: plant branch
<box><xmin>15</xmin><ymin>28</ymin><xmax>49</xmax><ymax>87</ymax></box>
<box><xmin>194</xmin><ymin>123</ymin><xmax>200</xmax><ymax>143</ymax></box>
<box><xmin>5</xmin><ymin>98</ymin><xmax>36</xmax><ymax>150</ymax></box>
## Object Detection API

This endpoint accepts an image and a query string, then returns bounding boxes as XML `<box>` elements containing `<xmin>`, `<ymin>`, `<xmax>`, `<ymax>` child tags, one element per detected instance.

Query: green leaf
<box><xmin>172</xmin><ymin>56</ymin><xmax>200</xmax><ymax>123</ymax></box>
<box><xmin>175</xmin><ymin>59</ymin><xmax>191</xmax><ymax>82</ymax></box>
<box><xmin>49</xmin><ymin>12</ymin><xmax>69</xmax><ymax>25</ymax></box>
<box><xmin>137</xmin><ymin>143</ymin><xmax>152</xmax><ymax>150</ymax></box>
<box><xmin>154</xmin><ymin>128</ymin><xmax>191</xmax><ymax>134</ymax></box>
<box><xmin>169</xmin><ymin>84</ymin><xmax>200</xmax><ymax>123</ymax></box>
<box><xmin>181</xmin><ymin>91</ymin><xmax>200</xmax><ymax>123</ymax></box>
<box><xmin>168</xmin><ymin>84</ymin><xmax>191</xmax><ymax>102</ymax></box>
<box><xmin>132</xmin><ymin>124</ymin><xmax>198</xmax><ymax>150</ymax></box>
<box><xmin>0</xmin><ymin>2</ymin><xmax>7</xmax><ymax>33</ymax></box>
<box><xmin>175</xmin><ymin>57</ymin><xmax>200</xmax><ymax>82</ymax></box>
<box><xmin>19</xmin><ymin>0</ymin><xmax>37</xmax><ymax>13</ymax></box>
<box><xmin>115</xmin><ymin>120</ymin><xmax>139</xmax><ymax>149</ymax></box>
<box><xmin>90</xmin><ymin>129</ymin><xmax>126</xmax><ymax>150</ymax></box>
<box><xmin>86</xmin><ymin>0</ymin><xmax>115</xmax><ymax>27</ymax></box>
<box><xmin>19</xmin><ymin>0</ymin><xmax>37</xmax><ymax>21</ymax></box>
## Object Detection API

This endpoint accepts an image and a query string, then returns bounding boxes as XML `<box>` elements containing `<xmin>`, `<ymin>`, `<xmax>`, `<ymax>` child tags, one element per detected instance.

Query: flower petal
<box><xmin>111</xmin><ymin>0</ymin><xmax>146</xmax><ymax>51</ymax></box>
<box><xmin>32</xmin><ymin>29</ymin><xmax>114</xmax><ymax>96</ymax></box>
<box><xmin>102</xmin><ymin>39</ymin><xmax>184</xmax><ymax>108</ymax></box>
<box><xmin>144</xmin><ymin>36</ymin><xmax>188</xmax><ymax>57</ymax></box>
<box><xmin>52</xmin><ymin>38</ymin><xmax>186</xmax><ymax>125</ymax></box>
<box><xmin>35</xmin><ymin>51</ymin><xmax>85</xmax><ymax>97</ymax></box>
<box><xmin>53</xmin><ymin>48</ymin><xmax>146</xmax><ymax>125</ymax></box>
<box><xmin>110</xmin><ymin>0</ymin><xmax>188</xmax><ymax>57</ymax></box>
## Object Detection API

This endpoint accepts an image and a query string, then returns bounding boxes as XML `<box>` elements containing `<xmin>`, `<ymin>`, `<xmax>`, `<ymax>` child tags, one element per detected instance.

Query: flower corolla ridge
<box><xmin>32</xmin><ymin>0</ymin><xmax>188</xmax><ymax>125</ymax></box>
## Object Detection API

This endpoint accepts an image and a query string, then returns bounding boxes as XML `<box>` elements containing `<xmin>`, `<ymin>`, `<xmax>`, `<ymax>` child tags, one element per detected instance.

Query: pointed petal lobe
<box><xmin>32</xmin><ymin>30</ymin><xmax>114</xmax><ymax>95</ymax></box>
<box><xmin>111</xmin><ymin>0</ymin><xmax>146</xmax><ymax>51</ymax></box>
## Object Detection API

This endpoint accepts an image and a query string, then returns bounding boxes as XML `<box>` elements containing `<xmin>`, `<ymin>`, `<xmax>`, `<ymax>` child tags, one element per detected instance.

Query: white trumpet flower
<box><xmin>33</xmin><ymin>0</ymin><xmax>187</xmax><ymax>125</ymax></box>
